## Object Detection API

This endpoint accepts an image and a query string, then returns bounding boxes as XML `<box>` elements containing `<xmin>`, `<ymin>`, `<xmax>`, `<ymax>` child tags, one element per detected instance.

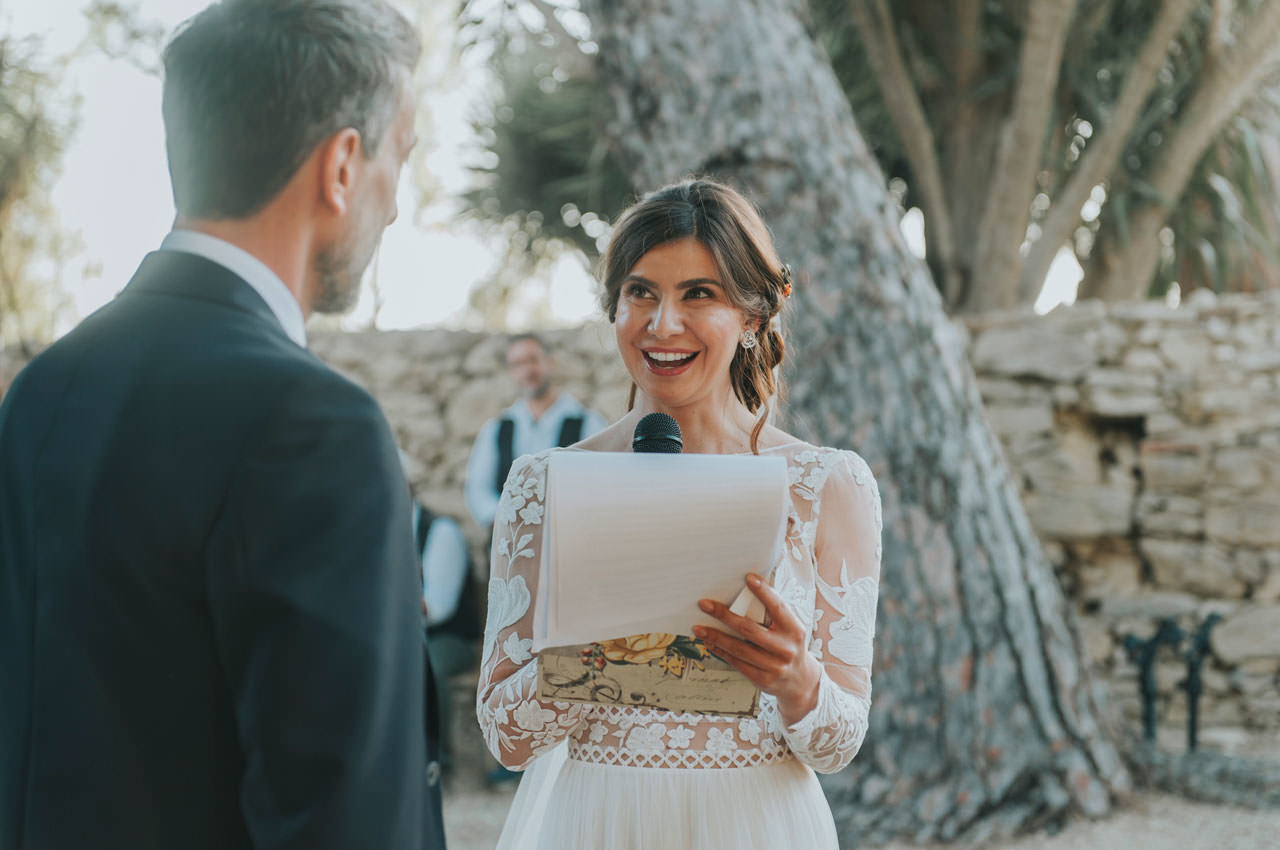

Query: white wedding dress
<box><xmin>477</xmin><ymin>442</ymin><xmax>883</xmax><ymax>849</ymax></box>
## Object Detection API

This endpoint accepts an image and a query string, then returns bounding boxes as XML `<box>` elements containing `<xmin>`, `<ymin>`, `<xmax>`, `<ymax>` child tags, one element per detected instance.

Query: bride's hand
<box><xmin>693</xmin><ymin>573</ymin><xmax>821</xmax><ymax>725</ymax></box>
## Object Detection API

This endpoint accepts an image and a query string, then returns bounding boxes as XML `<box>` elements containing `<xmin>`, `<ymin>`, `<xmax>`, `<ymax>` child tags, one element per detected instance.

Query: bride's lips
<box><xmin>642</xmin><ymin>349</ymin><xmax>699</xmax><ymax>375</ymax></box>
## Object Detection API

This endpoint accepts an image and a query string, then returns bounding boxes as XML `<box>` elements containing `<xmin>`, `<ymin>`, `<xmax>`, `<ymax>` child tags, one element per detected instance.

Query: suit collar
<box><xmin>123</xmin><ymin>251</ymin><xmax>296</xmax><ymax>344</ymax></box>
<box><xmin>159</xmin><ymin>230</ymin><xmax>307</xmax><ymax>346</ymax></box>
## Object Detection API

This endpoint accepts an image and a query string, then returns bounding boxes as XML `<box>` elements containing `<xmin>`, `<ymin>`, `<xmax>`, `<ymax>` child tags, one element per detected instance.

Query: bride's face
<box><xmin>614</xmin><ymin>237</ymin><xmax>750</xmax><ymax>411</ymax></box>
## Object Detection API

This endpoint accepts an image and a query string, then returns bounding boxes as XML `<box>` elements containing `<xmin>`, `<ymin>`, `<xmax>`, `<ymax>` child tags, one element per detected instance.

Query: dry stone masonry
<box><xmin>967</xmin><ymin>290</ymin><xmax>1280</xmax><ymax>746</ymax></box>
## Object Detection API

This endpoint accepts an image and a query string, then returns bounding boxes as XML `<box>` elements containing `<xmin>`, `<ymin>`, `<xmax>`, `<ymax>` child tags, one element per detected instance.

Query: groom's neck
<box><xmin>175</xmin><ymin>200</ymin><xmax>313</xmax><ymax>318</ymax></box>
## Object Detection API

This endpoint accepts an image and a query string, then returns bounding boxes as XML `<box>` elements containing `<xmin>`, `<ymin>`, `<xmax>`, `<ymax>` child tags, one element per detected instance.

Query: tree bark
<box><xmin>968</xmin><ymin>0</ymin><xmax>1078</xmax><ymax>313</ymax></box>
<box><xmin>582</xmin><ymin>0</ymin><xmax>1130</xmax><ymax>843</ymax></box>
<box><xmin>1083</xmin><ymin>0</ymin><xmax>1280</xmax><ymax>301</ymax></box>
<box><xmin>1018</xmin><ymin>0</ymin><xmax>1199</xmax><ymax>302</ymax></box>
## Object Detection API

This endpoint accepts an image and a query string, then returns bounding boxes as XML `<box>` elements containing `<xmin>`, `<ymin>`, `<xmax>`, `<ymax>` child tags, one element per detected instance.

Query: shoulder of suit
<box><xmin>277</xmin><ymin>356</ymin><xmax>384</xmax><ymax>416</ymax></box>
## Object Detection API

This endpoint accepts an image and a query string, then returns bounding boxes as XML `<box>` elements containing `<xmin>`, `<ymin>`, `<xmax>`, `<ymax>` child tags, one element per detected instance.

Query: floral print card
<box><xmin>537</xmin><ymin>632</ymin><xmax>760</xmax><ymax>716</ymax></box>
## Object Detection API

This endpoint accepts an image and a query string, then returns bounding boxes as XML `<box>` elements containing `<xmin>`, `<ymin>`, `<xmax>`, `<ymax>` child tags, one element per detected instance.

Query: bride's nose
<box><xmin>647</xmin><ymin>299</ymin><xmax>684</xmax><ymax>337</ymax></box>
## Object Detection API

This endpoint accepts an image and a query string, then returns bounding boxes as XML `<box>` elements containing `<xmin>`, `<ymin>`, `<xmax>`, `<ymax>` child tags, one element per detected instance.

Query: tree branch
<box><xmin>970</xmin><ymin>0</ymin><xmax>1079</xmax><ymax>312</ymax></box>
<box><xmin>945</xmin><ymin>0</ymin><xmax>984</xmax><ymax>274</ymax></box>
<box><xmin>1082</xmin><ymin>1</ymin><xmax>1280</xmax><ymax>301</ymax></box>
<box><xmin>952</xmin><ymin>0</ymin><xmax>983</xmax><ymax>91</ymax></box>
<box><xmin>847</xmin><ymin>0</ymin><xmax>960</xmax><ymax>301</ymax></box>
<box><xmin>1210</xmin><ymin>0</ymin><xmax>1232</xmax><ymax>57</ymax></box>
<box><xmin>1018</xmin><ymin>0</ymin><xmax>1199</xmax><ymax>301</ymax></box>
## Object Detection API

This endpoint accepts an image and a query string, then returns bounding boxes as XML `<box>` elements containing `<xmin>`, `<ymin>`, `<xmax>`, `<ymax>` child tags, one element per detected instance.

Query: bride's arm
<box><xmin>475</xmin><ymin>452</ymin><xmax>584</xmax><ymax>770</ymax></box>
<box><xmin>780</xmin><ymin>449</ymin><xmax>882</xmax><ymax>773</ymax></box>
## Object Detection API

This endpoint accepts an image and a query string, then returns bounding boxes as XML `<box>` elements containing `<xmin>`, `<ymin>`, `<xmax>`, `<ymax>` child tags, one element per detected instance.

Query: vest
<box><xmin>493</xmin><ymin>412</ymin><xmax>585</xmax><ymax>495</ymax></box>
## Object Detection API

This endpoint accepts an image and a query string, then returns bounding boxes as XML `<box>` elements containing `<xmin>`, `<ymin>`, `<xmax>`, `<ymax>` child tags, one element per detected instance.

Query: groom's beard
<box><xmin>313</xmin><ymin>235</ymin><xmax>379</xmax><ymax>316</ymax></box>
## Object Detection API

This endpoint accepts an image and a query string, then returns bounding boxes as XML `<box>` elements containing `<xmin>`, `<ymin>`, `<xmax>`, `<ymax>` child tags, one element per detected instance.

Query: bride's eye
<box><xmin>625</xmin><ymin>283</ymin><xmax>651</xmax><ymax>299</ymax></box>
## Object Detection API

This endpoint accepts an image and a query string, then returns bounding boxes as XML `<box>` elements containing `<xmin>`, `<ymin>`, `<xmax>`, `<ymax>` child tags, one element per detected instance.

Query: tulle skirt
<box><xmin>495</xmin><ymin>745</ymin><xmax>839</xmax><ymax>850</ymax></box>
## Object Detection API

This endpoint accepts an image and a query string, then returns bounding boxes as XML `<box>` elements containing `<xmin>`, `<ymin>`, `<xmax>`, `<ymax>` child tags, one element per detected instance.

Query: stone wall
<box><xmin>4</xmin><ymin>291</ymin><xmax>1278</xmax><ymax>745</ymax></box>
<box><xmin>967</xmin><ymin>290</ymin><xmax>1280</xmax><ymax>743</ymax></box>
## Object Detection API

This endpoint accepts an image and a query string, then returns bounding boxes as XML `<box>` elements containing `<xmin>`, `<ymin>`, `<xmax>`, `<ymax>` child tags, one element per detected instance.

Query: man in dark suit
<box><xmin>0</xmin><ymin>2</ymin><xmax>445</xmax><ymax>848</ymax></box>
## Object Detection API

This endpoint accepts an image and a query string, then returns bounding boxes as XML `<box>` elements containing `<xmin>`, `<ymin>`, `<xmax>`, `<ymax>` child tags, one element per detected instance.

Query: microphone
<box><xmin>632</xmin><ymin>412</ymin><xmax>682</xmax><ymax>454</ymax></box>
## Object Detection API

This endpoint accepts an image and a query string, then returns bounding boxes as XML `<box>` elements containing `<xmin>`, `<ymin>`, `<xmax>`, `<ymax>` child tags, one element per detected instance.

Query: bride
<box><xmin>476</xmin><ymin>179</ymin><xmax>883</xmax><ymax>849</ymax></box>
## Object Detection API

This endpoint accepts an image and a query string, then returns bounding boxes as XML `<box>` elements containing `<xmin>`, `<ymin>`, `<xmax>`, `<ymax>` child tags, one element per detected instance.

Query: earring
<box><xmin>740</xmin><ymin>329</ymin><xmax>758</xmax><ymax>350</ymax></box>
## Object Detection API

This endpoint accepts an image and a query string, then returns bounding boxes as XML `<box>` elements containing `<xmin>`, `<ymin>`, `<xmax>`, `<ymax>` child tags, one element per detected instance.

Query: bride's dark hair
<box><xmin>600</xmin><ymin>179</ymin><xmax>789</xmax><ymax>453</ymax></box>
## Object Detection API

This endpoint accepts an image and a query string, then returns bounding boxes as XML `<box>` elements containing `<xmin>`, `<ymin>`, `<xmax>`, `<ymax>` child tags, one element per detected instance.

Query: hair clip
<box><xmin>780</xmin><ymin>264</ymin><xmax>793</xmax><ymax>298</ymax></box>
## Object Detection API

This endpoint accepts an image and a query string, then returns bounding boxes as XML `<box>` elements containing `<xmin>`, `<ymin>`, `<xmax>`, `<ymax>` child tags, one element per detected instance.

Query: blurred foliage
<box><xmin>0</xmin><ymin>35</ymin><xmax>75</xmax><ymax>348</ymax></box>
<box><xmin>0</xmin><ymin>1</ymin><xmax>163</xmax><ymax>348</ymax></box>
<box><xmin>464</xmin><ymin>40</ymin><xmax>630</xmax><ymax>260</ymax></box>
<box><xmin>1157</xmin><ymin>105</ymin><xmax>1280</xmax><ymax>295</ymax></box>
<box><xmin>455</xmin><ymin>0</ymin><xmax>629</xmax><ymax>322</ymax></box>
<box><xmin>405</xmin><ymin>0</ymin><xmax>468</xmax><ymax>220</ymax></box>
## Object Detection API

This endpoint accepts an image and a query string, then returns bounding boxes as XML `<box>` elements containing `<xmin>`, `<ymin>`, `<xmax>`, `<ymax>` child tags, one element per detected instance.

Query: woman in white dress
<box><xmin>477</xmin><ymin>179</ymin><xmax>883</xmax><ymax>849</ymax></box>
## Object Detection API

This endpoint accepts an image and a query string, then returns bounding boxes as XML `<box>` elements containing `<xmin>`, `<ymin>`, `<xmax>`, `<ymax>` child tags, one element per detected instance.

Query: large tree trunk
<box><xmin>581</xmin><ymin>0</ymin><xmax>1130</xmax><ymax>843</ymax></box>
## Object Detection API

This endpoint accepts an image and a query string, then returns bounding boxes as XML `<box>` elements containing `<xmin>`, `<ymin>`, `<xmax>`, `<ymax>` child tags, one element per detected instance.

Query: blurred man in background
<box><xmin>465</xmin><ymin>333</ymin><xmax>607</xmax><ymax>530</ymax></box>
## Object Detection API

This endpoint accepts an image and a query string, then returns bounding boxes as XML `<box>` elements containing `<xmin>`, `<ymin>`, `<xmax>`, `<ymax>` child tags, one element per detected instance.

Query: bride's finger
<box><xmin>698</xmin><ymin>598</ymin><xmax>787</xmax><ymax>654</ymax></box>
<box><xmin>693</xmin><ymin>625</ymin><xmax>780</xmax><ymax>674</ymax></box>
<box><xmin>744</xmin><ymin>574</ymin><xmax>802</xmax><ymax>636</ymax></box>
<box><xmin>717</xmin><ymin>653</ymin><xmax>773</xmax><ymax>690</ymax></box>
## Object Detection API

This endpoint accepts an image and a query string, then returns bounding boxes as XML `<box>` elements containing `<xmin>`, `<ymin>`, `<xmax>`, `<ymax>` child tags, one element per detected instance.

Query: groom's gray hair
<box><xmin>162</xmin><ymin>0</ymin><xmax>420</xmax><ymax>219</ymax></box>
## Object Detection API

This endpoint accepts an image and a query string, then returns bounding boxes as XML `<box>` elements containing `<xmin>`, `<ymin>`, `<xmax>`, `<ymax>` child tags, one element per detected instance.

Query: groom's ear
<box><xmin>317</xmin><ymin>128</ymin><xmax>363</xmax><ymax>216</ymax></box>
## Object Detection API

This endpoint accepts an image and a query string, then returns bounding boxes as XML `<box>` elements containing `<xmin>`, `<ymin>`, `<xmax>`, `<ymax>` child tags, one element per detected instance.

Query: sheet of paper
<box><xmin>531</xmin><ymin>451</ymin><xmax>789</xmax><ymax>651</ymax></box>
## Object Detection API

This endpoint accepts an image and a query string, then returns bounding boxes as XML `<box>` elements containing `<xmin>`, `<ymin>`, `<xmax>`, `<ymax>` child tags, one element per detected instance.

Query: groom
<box><xmin>0</xmin><ymin>2</ymin><xmax>444</xmax><ymax>848</ymax></box>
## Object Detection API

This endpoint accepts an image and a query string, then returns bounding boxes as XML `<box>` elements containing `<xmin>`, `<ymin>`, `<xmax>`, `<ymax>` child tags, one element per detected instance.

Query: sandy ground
<box><xmin>443</xmin><ymin>678</ymin><xmax>1280</xmax><ymax>850</ymax></box>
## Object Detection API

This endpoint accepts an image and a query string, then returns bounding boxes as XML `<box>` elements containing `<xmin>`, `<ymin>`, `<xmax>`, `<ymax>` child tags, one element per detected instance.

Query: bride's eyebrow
<box><xmin>624</xmin><ymin>274</ymin><xmax>722</xmax><ymax>288</ymax></box>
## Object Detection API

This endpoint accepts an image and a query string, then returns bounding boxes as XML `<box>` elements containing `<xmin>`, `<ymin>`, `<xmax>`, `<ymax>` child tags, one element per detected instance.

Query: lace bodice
<box><xmin>476</xmin><ymin>442</ymin><xmax>882</xmax><ymax>774</ymax></box>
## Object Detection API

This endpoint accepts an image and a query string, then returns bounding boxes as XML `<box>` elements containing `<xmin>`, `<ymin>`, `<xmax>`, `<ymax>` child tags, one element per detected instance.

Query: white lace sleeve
<box><xmin>782</xmin><ymin>450</ymin><xmax>882</xmax><ymax>774</ymax></box>
<box><xmin>475</xmin><ymin>451</ymin><xmax>584</xmax><ymax>770</ymax></box>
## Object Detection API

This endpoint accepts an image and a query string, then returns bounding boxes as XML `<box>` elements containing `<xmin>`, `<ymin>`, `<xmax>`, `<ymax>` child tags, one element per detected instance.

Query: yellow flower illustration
<box><xmin>657</xmin><ymin>651</ymin><xmax>706</xmax><ymax>678</ymax></box>
<box><xmin>597</xmin><ymin>633</ymin><xmax>678</xmax><ymax>664</ymax></box>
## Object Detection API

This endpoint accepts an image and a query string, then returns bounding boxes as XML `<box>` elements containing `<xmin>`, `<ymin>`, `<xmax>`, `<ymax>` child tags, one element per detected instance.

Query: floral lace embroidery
<box><xmin>477</xmin><ymin>445</ymin><xmax>882</xmax><ymax>775</ymax></box>
<box><xmin>817</xmin><ymin>567</ymin><xmax>878</xmax><ymax>669</ymax></box>
<box><xmin>566</xmin><ymin>706</ymin><xmax>793</xmax><ymax>769</ymax></box>
<box><xmin>783</xmin><ymin>671</ymin><xmax>871</xmax><ymax>773</ymax></box>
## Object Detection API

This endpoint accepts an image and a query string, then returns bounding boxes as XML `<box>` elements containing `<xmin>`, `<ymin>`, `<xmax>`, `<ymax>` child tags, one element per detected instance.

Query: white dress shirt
<box><xmin>464</xmin><ymin>393</ymin><xmax>608</xmax><ymax>528</ymax></box>
<box><xmin>415</xmin><ymin>512</ymin><xmax>471</xmax><ymax>628</ymax></box>
<box><xmin>159</xmin><ymin>229</ymin><xmax>307</xmax><ymax>348</ymax></box>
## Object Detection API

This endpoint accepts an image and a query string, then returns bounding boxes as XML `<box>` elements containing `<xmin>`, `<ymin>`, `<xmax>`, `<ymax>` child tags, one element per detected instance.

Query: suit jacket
<box><xmin>0</xmin><ymin>251</ymin><xmax>445</xmax><ymax>849</ymax></box>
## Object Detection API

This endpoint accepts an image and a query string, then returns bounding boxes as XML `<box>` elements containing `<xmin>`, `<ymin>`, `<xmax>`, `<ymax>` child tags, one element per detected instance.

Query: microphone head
<box><xmin>632</xmin><ymin>412</ymin><xmax>683</xmax><ymax>454</ymax></box>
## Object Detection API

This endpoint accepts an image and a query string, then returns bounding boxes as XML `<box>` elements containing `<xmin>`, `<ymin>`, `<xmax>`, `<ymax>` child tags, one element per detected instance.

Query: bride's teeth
<box><xmin>649</xmin><ymin>351</ymin><xmax>692</xmax><ymax>363</ymax></box>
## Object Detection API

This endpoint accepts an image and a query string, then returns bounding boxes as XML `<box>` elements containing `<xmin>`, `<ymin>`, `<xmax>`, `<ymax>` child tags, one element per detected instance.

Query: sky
<box><xmin>6</xmin><ymin>0</ymin><xmax>1080</xmax><ymax>339</ymax></box>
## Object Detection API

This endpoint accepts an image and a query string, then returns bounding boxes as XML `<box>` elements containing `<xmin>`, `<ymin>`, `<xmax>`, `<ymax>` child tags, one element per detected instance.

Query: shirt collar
<box><xmin>159</xmin><ymin>229</ymin><xmax>307</xmax><ymax>347</ymax></box>
<box><xmin>509</xmin><ymin>392</ymin><xmax>580</xmax><ymax>423</ymax></box>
